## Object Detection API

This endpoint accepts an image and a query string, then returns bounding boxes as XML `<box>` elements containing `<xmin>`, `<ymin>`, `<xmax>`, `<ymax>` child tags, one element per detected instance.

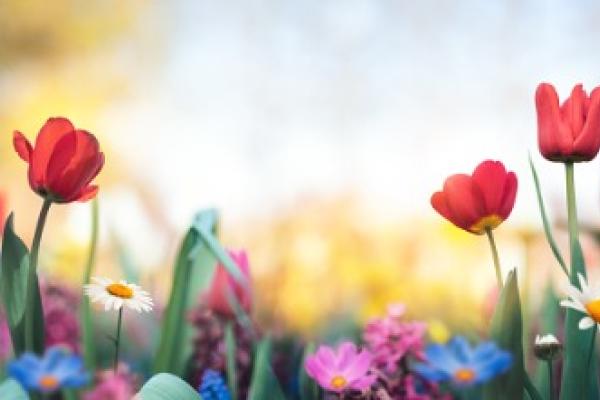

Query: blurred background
<box><xmin>2</xmin><ymin>0</ymin><xmax>600</xmax><ymax>337</ymax></box>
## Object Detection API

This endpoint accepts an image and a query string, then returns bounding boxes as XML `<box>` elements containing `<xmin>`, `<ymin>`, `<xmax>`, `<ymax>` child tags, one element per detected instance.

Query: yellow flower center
<box><xmin>454</xmin><ymin>368</ymin><xmax>476</xmax><ymax>383</ymax></box>
<box><xmin>106</xmin><ymin>283</ymin><xmax>134</xmax><ymax>299</ymax></box>
<box><xmin>469</xmin><ymin>214</ymin><xmax>503</xmax><ymax>234</ymax></box>
<box><xmin>330</xmin><ymin>375</ymin><xmax>347</xmax><ymax>390</ymax></box>
<box><xmin>38</xmin><ymin>374</ymin><xmax>59</xmax><ymax>390</ymax></box>
<box><xmin>586</xmin><ymin>299</ymin><xmax>600</xmax><ymax>322</ymax></box>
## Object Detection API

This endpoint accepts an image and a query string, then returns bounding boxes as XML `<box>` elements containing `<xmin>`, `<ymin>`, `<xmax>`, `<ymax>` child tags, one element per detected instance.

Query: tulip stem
<box><xmin>564</xmin><ymin>162</ymin><xmax>579</xmax><ymax>279</ymax></box>
<box><xmin>24</xmin><ymin>199</ymin><xmax>52</xmax><ymax>354</ymax></box>
<box><xmin>485</xmin><ymin>227</ymin><xmax>503</xmax><ymax>289</ymax></box>
<box><xmin>114</xmin><ymin>307</ymin><xmax>123</xmax><ymax>372</ymax></box>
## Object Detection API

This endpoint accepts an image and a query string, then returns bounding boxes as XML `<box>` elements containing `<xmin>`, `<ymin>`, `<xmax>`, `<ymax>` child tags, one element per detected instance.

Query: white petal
<box><xmin>578</xmin><ymin>273</ymin><xmax>589</xmax><ymax>293</ymax></box>
<box><xmin>579</xmin><ymin>316</ymin><xmax>595</xmax><ymax>330</ymax></box>
<box><xmin>560</xmin><ymin>299</ymin><xmax>587</xmax><ymax>313</ymax></box>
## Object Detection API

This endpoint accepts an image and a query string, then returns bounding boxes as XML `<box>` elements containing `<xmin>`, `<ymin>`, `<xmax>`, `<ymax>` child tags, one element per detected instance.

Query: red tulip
<box><xmin>204</xmin><ymin>249</ymin><xmax>252</xmax><ymax>317</ymax></box>
<box><xmin>13</xmin><ymin>117</ymin><xmax>104</xmax><ymax>203</ymax></box>
<box><xmin>431</xmin><ymin>160</ymin><xmax>517</xmax><ymax>234</ymax></box>
<box><xmin>536</xmin><ymin>83</ymin><xmax>600</xmax><ymax>162</ymax></box>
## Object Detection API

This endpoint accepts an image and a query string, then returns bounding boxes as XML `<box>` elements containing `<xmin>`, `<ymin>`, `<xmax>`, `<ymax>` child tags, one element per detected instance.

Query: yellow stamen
<box><xmin>330</xmin><ymin>375</ymin><xmax>347</xmax><ymax>390</ymax></box>
<box><xmin>38</xmin><ymin>375</ymin><xmax>59</xmax><ymax>390</ymax></box>
<box><xmin>586</xmin><ymin>299</ymin><xmax>600</xmax><ymax>322</ymax></box>
<box><xmin>454</xmin><ymin>368</ymin><xmax>476</xmax><ymax>383</ymax></box>
<box><xmin>106</xmin><ymin>283</ymin><xmax>134</xmax><ymax>299</ymax></box>
<box><xmin>469</xmin><ymin>214</ymin><xmax>503</xmax><ymax>234</ymax></box>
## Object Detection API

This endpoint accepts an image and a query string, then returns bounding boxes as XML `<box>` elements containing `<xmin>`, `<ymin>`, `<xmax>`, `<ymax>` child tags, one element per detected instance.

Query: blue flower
<box><xmin>7</xmin><ymin>346</ymin><xmax>89</xmax><ymax>393</ymax></box>
<box><xmin>198</xmin><ymin>369</ymin><xmax>231</xmax><ymax>400</ymax></box>
<box><xmin>413</xmin><ymin>336</ymin><xmax>512</xmax><ymax>387</ymax></box>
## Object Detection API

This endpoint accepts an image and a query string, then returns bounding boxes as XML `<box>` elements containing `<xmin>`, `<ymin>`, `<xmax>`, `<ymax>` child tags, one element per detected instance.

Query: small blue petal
<box><xmin>448</xmin><ymin>336</ymin><xmax>474</xmax><ymax>363</ymax></box>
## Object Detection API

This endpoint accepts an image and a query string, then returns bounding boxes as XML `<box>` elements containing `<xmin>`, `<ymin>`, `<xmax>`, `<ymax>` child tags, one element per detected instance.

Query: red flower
<box><xmin>204</xmin><ymin>249</ymin><xmax>252</xmax><ymax>317</ymax></box>
<box><xmin>13</xmin><ymin>117</ymin><xmax>104</xmax><ymax>203</ymax></box>
<box><xmin>536</xmin><ymin>83</ymin><xmax>600</xmax><ymax>162</ymax></box>
<box><xmin>431</xmin><ymin>160</ymin><xmax>517</xmax><ymax>234</ymax></box>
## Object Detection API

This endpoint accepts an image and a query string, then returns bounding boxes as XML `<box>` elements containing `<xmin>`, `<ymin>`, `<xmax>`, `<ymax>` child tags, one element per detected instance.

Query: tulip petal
<box><xmin>76</xmin><ymin>185</ymin><xmax>99</xmax><ymax>202</ymax></box>
<box><xmin>573</xmin><ymin>86</ymin><xmax>600</xmax><ymax>160</ymax></box>
<box><xmin>536</xmin><ymin>83</ymin><xmax>574</xmax><ymax>160</ymax></box>
<box><xmin>53</xmin><ymin>131</ymin><xmax>103</xmax><ymax>202</ymax></box>
<box><xmin>561</xmin><ymin>84</ymin><xmax>587</xmax><ymax>138</ymax></box>
<box><xmin>30</xmin><ymin>117</ymin><xmax>75</xmax><ymax>188</ymax></box>
<box><xmin>13</xmin><ymin>131</ymin><xmax>32</xmax><ymax>162</ymax></box>
<box><xmin>497</xmin><ymin>171</ymin><xmax>517</xmax><ymax>220</ymax></box>
<box><xmin>472</xmin><ymin>160</ymin><xmax>508</xmax><ymax>215</ymax></box>
<box><xmin>442</xmin><ymin>174</ymin><xmax>486</xmax><ymax>231</ymax></box>
<box><xmin>44</xmin><ymin>131</ymin><xmax>78</xmax><ymax>194</ymax></box>
<box><xmin>431</xmin><ymin>191</ymin><xmax>455</xmax><ymax>223</ymax></box>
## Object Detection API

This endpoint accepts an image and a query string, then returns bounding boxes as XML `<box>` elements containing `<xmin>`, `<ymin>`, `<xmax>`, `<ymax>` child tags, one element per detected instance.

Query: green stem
<box><xmin>24</xmin><ymin>199</ymin><xmax>52</xmax><ymax>353</ymax></box>
<box><xmin>587</xmin><ymin>325</ymin><xmax>598</xmax><ymax>384</ymax></box>
<box><xmin>81</xmin><ymin>199</ymin><xmax>99</xmax><ymax>371</ymax></box>
<box><xmin>565</xmin><ymin>162</ymin><xmax>578</xmax><ymax>279</ymax></box>
<box><xmin>114</xmin><ymin>307</ymin><xmax>123</xmax><ymax>372</ymax></box>
<box><xmin>548</xmin><ymin>360</ymin><xmax>555</xmax><ymax>400</ymax></box>
<box><xmin>485</xmin><ymin>227</ymin><xmax>503</xmax><ymax>289</ymax></box>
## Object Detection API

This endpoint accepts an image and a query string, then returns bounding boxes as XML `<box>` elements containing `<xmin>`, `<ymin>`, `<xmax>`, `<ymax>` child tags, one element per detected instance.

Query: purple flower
<box><xmin>304</xmin><ymin>341</ymin><xmax>375</xmax><ymax>393</ymax></box>
<box><xmin>364</xmin><ymin>303</ymin><xmax>427</xmax><ymax>372</ymax></box>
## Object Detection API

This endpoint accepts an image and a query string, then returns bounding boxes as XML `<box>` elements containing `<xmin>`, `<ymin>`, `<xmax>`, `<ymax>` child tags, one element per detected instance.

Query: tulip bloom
<box><xmin>430</xmin><ymin>160</ymin><xmax>517</xmax><ymax>235</ymax></box>
<box><xmin>536</xmin><ymin>83</ymin><xmax>600</xmax><ymax>162</ymax></box>
<box><xmin>13</xmin><ymin>117</ymin><xmax>104</xmax><ymax>203</ymax></box>
<box><xmin>204</xmin><ymin>249</ymin><xmax>252</xmax><ymax>317</ymax></box>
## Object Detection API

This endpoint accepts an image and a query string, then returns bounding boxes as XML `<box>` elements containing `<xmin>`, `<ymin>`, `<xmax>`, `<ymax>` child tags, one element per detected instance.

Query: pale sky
<box><xmin>101</xmin><ymin>0</ymin><xmax>600</xmax><ymax>229</ymax></box>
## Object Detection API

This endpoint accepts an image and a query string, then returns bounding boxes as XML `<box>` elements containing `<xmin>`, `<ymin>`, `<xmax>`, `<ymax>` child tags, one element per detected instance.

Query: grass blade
<box><xmin>80</xmin><ymin>199</ymin><xmax>98</xmax><ymax>372</ymax></box>
<box><xmin>528</xmin><ymin>156</ymin><xmax>568</xmax><ymax>276</ymax></box>
<box><xmin>248</xmin><ymin>338</ymin><xmax>286</xmax><ymax>400</ymax></box>
<box><xmin>299</xmin><ymin>342</ymin><xmax>319</xmax><ymax>400</ymax></box>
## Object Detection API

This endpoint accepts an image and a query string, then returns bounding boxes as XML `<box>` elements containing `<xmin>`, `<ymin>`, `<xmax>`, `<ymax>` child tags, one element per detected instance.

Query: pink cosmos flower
<box><xmin>364</xmin><ymin>303</ymin><xmax>427</xmax><ymax>373</ymax></box>
<box><xmin>304</xmin><ymin>341</ymin><xmax>376</xmax><ymax>393</ymax></box>
<box><xmin>204</xmin><ymin>249</ymin><xmax>252</xmax><ymax>317</ymax></box>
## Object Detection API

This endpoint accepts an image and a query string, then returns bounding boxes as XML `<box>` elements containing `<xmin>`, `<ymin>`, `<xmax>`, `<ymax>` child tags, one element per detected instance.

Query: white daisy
<box><xmin>560</xmin><ymin>273</ymin><xmax>600</xmax><ymax>330</ymax></box>
<box><xmin>84</xmin><ymin>277</ymin><xmax>153</xmax><ymax>313</ymax></box>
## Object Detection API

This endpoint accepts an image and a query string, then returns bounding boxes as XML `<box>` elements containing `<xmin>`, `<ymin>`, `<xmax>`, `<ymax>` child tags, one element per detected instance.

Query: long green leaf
<box><xmin>80</xmin><ymin>199</ymin><xmax>98</xmax><ymax>372</ymax></box>
<box><xmin>224</xmin><ymin>322</ymin><xmax>238</xmax><ymax>400</ymax></box>
<box><xmin>1</xmin><ymin>214</ymin><xmax>30</xmax><ymax>355</ymax></box>
<box><xmin>0</xmin><ymin>378</ymin><xmax>29</xmax><ymax>399</ymax></box>
<box><xmin>299</xmin><ymin>342</ymin><xmax>319</xmax><ymax>400</ymax></box>
<box><xmin>528</xmin><ymin>156</ymin><xmax>568</xmax><ymax>276</ymax></box>
<box><xmin>153</xmin><ymin>209</ymin><xmax>227</xmax><ymax>374</ymax></box>
<box><xmin>138</xmin><ymin>373</ymin><xmax>201</xmax><ymax>400</ymax></box>
<box><xmin>248</xmin><ymin>338</ymin><xmax>286</xmax><ymax>400</ymax></box>
<box><xmin>560</xmin><ymin>240</ymin><xmax>599</xmax><ymax>400</ymax></box>
<box><xmin>483</xmin><ymin>269</ymin><xmax>525</xmax><ymax>400</ymax></box>
<box><xmin>153</xmin><ymin>227</ymin><xmax>202</xmax><ymax>374</ymax></box>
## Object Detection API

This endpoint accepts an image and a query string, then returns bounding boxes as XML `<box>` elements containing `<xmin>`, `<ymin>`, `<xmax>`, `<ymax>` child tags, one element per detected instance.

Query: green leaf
<box><xmin>1</xmin><ymin>214</ymin><xmax>29</xmax><ymax>355</ymax></box>
<box><xmin>299</xmin><ymin>342</ymin><xmax>319</xmax><ymax>400</ymax></box>
<box><xmin>560</xmin><ymin>240</ymin><xmax>599</xmax><ymax>400</ymax></box>
<box><xmin>1</xmin><ymin>214</ymin><xmax>44</xmax><ymax>355</ymax></box>
<box><xmin>80</xmin><ymin>199</ymin><xmax>99</xmax><ymax>372</ymax></box>
<box><xmin>248</xmin><ymin>338</ymin><xmax>286</xmax><ymax>400</ymax></box>
<box><xmin>0</xmin><ymin>378</ymin><xmax>29</xmax><ymax>400</ymax></box>
<box><xmin>224</xmin><ymin>322</ymin><xmax>238</xmax><ymax>400</ymax></box>
<box><xmin>153</xmin><ymin>210</ymin><xmax>221</xmax><ymax>375</ymax></box>
<box><xmin>528</xmin><ymin>156</ymin><xmax>568</xmax><ymax>276</ymax></box>
<box><xmin>138</xmin><ymin>373</ymin><xmax>201</xmax><ymax>400</ymax></box>
<box><xmin>483</xmin><ymin>269</ymin><xmax>525</xmax><ymax>400</ymax></box>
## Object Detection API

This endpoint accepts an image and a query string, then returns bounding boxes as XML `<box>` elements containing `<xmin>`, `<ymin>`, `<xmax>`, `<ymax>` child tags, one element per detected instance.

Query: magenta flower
<box><xmin>304</xmin><ymin>341</ymin><xmax>375</xmax><ymax>393</ymax></box>
<box><xmin>364</xmin><ymin>303</ymin><xmax>427</xmax><ymax>373</ymax></box>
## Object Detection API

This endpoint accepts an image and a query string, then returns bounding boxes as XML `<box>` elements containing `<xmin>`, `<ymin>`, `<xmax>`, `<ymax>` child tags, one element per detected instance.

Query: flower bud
<box><xmin>534</xmin><ymin>334</ymin><xmax>562</xmax><ymax>361</ymax></box>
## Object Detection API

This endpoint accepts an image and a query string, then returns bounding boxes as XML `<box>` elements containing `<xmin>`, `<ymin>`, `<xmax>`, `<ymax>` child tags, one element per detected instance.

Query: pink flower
<box><xmin>84</xmin><ymin>365</ymin><xmax>138</xmax><ymax>400</ymax></box>
<box><xmin>42</xmin><ymin>282</ymin><xmax>80</xmax><ymax>353</ymax></box>
<box><xmin>304</xmin><ymin>341</ymin><xmax>376</xmax><ymax>393</ymax></box>
<box><xmin>364</xmin><ymin>304</ymin><xmax>427</xmax><ymax>373</ymax></box>
<box><xmin>0</xmin><ymin>313</ymin><xmax>11</xmax><ymax>361</ymax></box>
<box><xmin>204</xmin><ymin>249</ymin><xmax>252</xmax><ymax>317</ymax></box>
